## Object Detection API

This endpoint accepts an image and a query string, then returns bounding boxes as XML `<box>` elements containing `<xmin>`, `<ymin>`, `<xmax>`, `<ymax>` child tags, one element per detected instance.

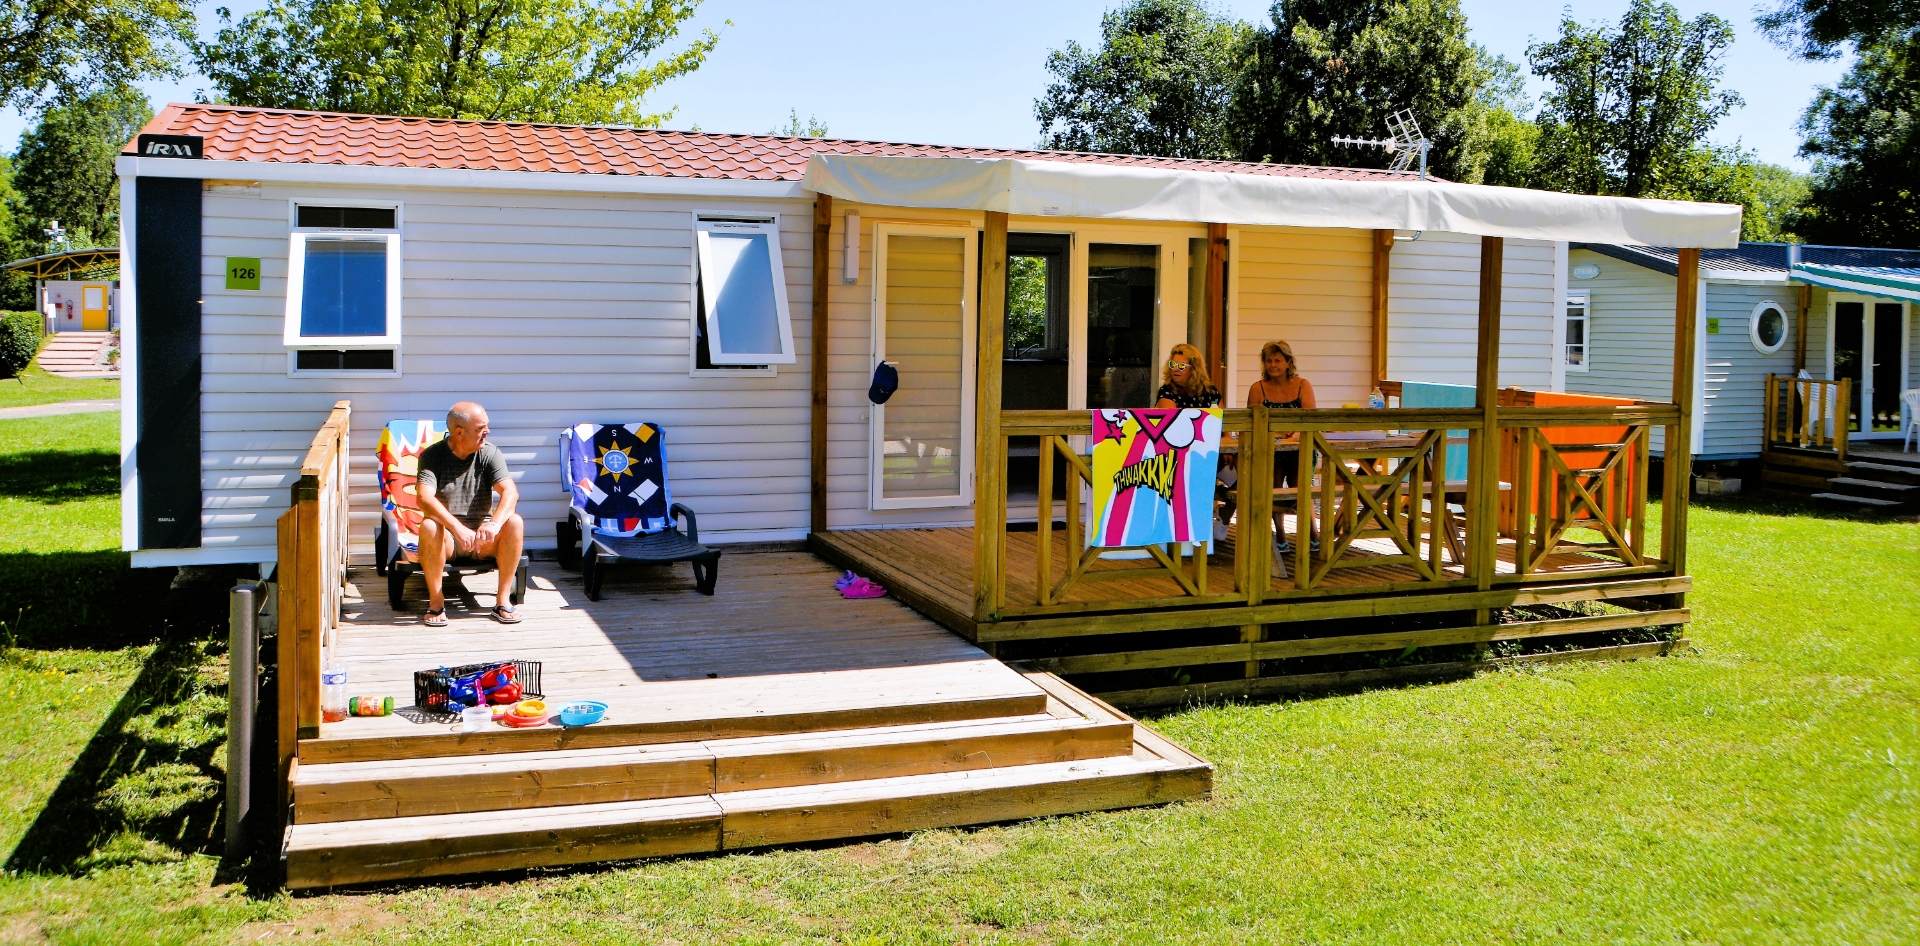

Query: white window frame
<box><xmin>282</xmin><ymin>200</ymin><xmax>403</xmax><ymax>349</ymax></box>
<box><xmin>1748</xmin><ymin>299</ymin><xmax>1789</xmax><ymax>355</ymax></box>
<box><xmin>870</xmin><ymin>222</ymin><xmax>978</xmax><ymax>511</ymax></box>
<box><xmin>693</xmin><ymin>216</ymin><xmax>796</xmax><ymax>366</ymax></box>
<box><xmin>1564</xmin><ymin>292</ymin><xmax>1590</xmax><ymax>372</ymax></box>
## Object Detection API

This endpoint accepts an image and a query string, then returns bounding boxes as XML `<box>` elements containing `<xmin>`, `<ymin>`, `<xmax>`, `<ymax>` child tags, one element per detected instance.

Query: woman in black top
<box><xmin>1154</xmin><ymin>343</ymin><xmax>1221</xmax><ymax>409</ymax></box>
<box><xmin>1249</xmin><ymin>340</ymin><xmax>1316</xmax><ymax>553</ymax></box>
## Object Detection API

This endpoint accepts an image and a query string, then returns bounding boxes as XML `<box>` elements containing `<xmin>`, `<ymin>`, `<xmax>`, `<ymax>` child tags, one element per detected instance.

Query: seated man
<box><xmin>415</xmin><ymin>401</ymin><xmax>524</xmax><ymax>625</ymax></box>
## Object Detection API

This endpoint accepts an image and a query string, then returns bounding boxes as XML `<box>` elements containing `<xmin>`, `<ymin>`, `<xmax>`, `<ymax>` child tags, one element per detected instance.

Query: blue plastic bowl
<box><xmin>558</xmin><ymin>700</ymin><xmax>608</xmax><ymax>727</ymax></box>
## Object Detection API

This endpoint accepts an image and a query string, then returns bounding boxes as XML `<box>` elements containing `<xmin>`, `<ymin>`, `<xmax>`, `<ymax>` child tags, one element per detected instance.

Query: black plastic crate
<box><xmin>412</xmin><ymin>659</ymin><xmax>543</xmax><ymax>713</ymax></box>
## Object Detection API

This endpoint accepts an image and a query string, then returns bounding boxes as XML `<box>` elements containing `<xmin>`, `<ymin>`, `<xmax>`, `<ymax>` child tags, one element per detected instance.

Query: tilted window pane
<box><xmin>881</xmin><ymin>234</ymin><xmax>966</xmax><ymax>501</ymax></box>
<box><xmin>301</xmin><ymin>240</ymin><xmax>388</xmax><ymax>337</ymax></box>
<box><xmin>702</xmin><ymin>231</ymin><xmax>784</xmax><ymax>357</ymax></box>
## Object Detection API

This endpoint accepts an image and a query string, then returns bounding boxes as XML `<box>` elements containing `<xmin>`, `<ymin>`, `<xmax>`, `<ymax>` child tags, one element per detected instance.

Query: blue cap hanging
<box><xmin>868</xmin><ymin>362</ymin><xmax>899</xmax><ymax>404</ymax></box>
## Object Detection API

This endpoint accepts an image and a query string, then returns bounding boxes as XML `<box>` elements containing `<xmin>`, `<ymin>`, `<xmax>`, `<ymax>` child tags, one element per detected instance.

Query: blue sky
<box><xmin>2</xmin><ymin>0</ymin><xmax>1850</xmax><ymax>170</ymax></box>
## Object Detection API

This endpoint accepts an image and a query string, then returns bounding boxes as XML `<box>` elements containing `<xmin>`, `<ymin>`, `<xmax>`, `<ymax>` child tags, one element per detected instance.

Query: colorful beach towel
<box><xmin>376</xmin><ymin>419</ymin><xmax>447</xmax><ymax>556</ymax></box>
<box><xmin>1088</xmin><ymin>408</ymin><xmax>1223</xmax><ymax>548</ymax></box>
<box><xmin>561</xmin><ymin>423</ymin><xmax>672</xmax><ymax>536</ymax></box>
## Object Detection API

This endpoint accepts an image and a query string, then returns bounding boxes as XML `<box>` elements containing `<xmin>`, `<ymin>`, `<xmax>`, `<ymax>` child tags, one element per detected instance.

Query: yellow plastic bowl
<box><xmin>513</xmin><ymin>699</ymin><xmax>547</xmax><ymax>718</ymax></box>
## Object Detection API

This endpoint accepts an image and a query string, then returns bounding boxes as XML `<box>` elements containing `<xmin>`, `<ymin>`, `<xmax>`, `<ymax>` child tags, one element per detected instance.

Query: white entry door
<box><xmin>1828</xmin><ymin>294</ymin><xmax>1913</xmax><ymax>438</ymax></box>
<box><xmin>870</xmin><ymin>223</ymin><xmax>978</xmax><ymax>510</ymax></box>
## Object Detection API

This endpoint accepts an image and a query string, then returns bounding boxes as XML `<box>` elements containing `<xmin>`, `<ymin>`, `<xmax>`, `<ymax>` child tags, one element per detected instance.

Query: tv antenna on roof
<box><xmin>1332</xmin><ymin>109</ymin><xmax>1431</xmax><ymax>180</ymax></box>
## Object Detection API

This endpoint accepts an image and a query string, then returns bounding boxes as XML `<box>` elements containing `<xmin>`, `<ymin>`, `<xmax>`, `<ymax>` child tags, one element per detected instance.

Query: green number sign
<box><xmin>1707</xmin><ymin>317</ymin><xmax>1720</xmax><ymax>334</ymax></box>
<box><xmin>226</xmin><ymin>257</ymin><xmax>261</xmax><ymax>290</ymax></box>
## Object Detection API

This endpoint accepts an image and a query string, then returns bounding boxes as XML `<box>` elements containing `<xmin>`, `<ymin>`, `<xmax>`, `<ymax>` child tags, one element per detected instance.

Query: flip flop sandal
<box><xmin>423</xmin><ymin>608</ymin><xmax>448</xmax><ymax>628</ymax></box>
<box><xmin>491</xmin><ymin>605</ymin><xmax>523</xmax><ymax>624</ymax></box>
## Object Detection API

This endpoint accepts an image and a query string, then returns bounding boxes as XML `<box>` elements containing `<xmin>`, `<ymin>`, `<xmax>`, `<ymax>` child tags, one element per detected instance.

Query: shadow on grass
<box><xmin>3</xmin><ymin>568</ymin><xmax>248</xmax><ymax>879</ymax></box>
<box><xmin>1688</xmin><ymin>491</ymin><xmax>1912</xmax><ymax>523</ymax></box>
<box><xmin>0</xmin><ymin>447</ymin><xmax>117</xmax><ymax>501</ymax></box>
<box><xmin>0</xmin><ymin>551</ymin><xmax>177</xmax><ymax>650</ymax></box>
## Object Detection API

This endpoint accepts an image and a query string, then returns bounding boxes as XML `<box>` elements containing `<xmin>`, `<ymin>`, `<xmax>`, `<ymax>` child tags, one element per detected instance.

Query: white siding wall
<box><xmin>195</xmin><ymin>181</ymin><xmax>816</xmax><ymax>562</ymax></box>
<box><xmin>1230</xmin><ymin>226</ymin><xmax>1373</xmax><ymax>407</ymax></box>
<box><xmin>1386</xmin><ymin>232</ymin><xmax>1560</xmax><ymax>391</ymax></box>
<box><xmin>1701</xmin><ymin>282</ymin><xmax>1797</xmax><ymax>458</ymax></box>
<box><xmin>1562</xmin><ymin>249</ymin><xmax>1675</xmax><ymax>452</ymax></box>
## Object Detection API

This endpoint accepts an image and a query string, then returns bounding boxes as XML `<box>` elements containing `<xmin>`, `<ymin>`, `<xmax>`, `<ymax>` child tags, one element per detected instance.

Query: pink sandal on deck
<box><xmin>841</xmin><ymin>576</ymin><xmax>887</xmax><ymax>599</ymax></box>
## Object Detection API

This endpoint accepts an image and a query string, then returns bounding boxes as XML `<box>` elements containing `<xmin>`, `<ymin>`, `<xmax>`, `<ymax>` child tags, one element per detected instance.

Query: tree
<box><xmin>1033</xmin><ymin>0</ymin><xmax>1250</xmax><ymax>160</ymax></box>
<box><xmin>1230</xmin><ymin>0</ymin><xmax>1501</xmax><ymax>181</ymax></box>
<box><xmin>0</xmin><ymin>0</ymin><xmax>195</xmax><ymax>111</ymax></box>
<box><xmin>771</xmin><ymin>109</ymin><xmax>827</xmax><ymax>138</ymax></box>
<box><xmin>8</xmin><ymin>89</ymin><xmax>153</xmax><ymax>254</ymax></box>
<box><xmin>1526</xmin><ymin>0</ymin><xmax>1743</xmax><ymax>201</ymax></box>
<box><xmin>196</xmin><ymin>0</ymin><xmax>721</xmax><ymax>126</ymax></box>
<box><xmin>1792</xmin><ymin>36</ymin><xmax>1920</xmax><ymax>245</ymax></box>
<box><xmin>0</xmin><ymin>157</ymin><xmax>32</xmax><ymax>311</ymax></box>
<box><xmin>1759</xmin><ymin>0</ymin><xmax>1920</xmax><ymax>60</ymax></box>
<box><xmin>1748</xmin><ymin>163</ymin><xmax>1810</xmax><ymax>242</ymax></box>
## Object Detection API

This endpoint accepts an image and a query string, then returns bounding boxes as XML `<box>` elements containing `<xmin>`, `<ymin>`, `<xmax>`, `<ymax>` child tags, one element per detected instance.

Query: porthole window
<box><xmin>1750</xmin><ymin>301</ymin><xmax>1788</xmax><ymax>354</ymax></box>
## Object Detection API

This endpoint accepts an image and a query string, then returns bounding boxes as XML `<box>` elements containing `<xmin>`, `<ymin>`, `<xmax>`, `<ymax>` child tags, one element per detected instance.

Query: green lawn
<box><xmin>0</xmin><ymin>361</ymin><xmax>119</xmax><ymax>409</ymax></box>
<box><xmin>0</xmin><ymin>413</ymin><xmax>1914</xmax><ymax>943</ymax></box>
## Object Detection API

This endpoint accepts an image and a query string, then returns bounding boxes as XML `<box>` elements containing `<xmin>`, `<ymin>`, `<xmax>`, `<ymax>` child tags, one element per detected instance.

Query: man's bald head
<box><xmin>446</xmin><ymin>401</ymin><xmax>490</xmax><ymax>457</ymax></box>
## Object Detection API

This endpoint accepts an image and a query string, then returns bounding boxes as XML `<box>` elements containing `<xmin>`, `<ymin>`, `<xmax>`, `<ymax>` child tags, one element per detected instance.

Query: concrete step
<box><xmin>284</xmin><ymin>740</ymin><xmax>1211</xmax><ymax>890</ymax></box>
<box><xmin>1846</xmin><ymin>461</ymin><xmax>1920</xmax><ymax>486</ymax></box>
<box><xmin>1810</xmin><ymin>492</ymin><xmax>1905</xmax><ymax>510</ymax></box>
<box><xmin>1825</xmin><ymin>477</ymin><xmax>1919</xmax><ymax>502</ymax></box>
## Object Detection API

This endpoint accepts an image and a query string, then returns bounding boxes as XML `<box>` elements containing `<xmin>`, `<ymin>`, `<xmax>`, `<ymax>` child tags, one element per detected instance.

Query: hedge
<box><xmin>1</xmin><ymin>310</ymin><xmax>41</xmax><ymax>379</ymax></box>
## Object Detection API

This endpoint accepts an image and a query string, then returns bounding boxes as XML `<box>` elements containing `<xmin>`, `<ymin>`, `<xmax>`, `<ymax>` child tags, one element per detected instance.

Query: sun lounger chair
<box><xmin>555</xmin><ymin>422</ymin><xmax>719</xmax><ymax>600</ymax></box>
<box><xmin>374</xmin><ymin>419</ymin><xmax>529</xmax><ymax>610</ymax></box>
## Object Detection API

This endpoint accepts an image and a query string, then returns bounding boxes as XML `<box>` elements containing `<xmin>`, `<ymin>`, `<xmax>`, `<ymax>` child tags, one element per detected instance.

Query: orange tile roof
<box><xmin>131</xmin><ymin>103</ymin><xmax>1424</xmax><ymax>184</ymax></box>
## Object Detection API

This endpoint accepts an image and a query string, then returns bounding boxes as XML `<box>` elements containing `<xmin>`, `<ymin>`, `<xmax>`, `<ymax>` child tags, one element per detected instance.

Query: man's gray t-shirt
<box><xmin>415</xmin><ymin>440</ymin><xmax>509</xmax><ymax>522</ymax></box>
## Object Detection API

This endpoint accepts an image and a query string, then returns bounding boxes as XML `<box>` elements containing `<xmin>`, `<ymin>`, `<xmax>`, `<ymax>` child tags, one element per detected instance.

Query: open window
<box><xmin>694</xmin><ymin>217</ymin><xmax>795</xmax><ymax>366</ymax></box>
<box><xmin>283</xmin><ymin>203</ymin><xmax>402</xmax><ymax>353</ymax></box>
<box><xmin>1564</xmin><ymin>293</ymin><xmax>1589</xmax><ymax>371</ymax></box>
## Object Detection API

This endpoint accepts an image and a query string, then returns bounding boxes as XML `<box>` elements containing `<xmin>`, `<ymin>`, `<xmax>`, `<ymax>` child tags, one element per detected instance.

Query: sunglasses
<box><xmin>1168</xmin><ymin>360</ymin><xmax>1192</xmax><ymax>371</ymax></box>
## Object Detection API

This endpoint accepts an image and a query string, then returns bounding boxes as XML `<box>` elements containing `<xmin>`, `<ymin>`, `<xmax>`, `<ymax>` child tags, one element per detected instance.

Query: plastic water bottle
<box><xmin>321</xmin><ymin>665</ymin><xmax>348</xmax><ymax>723</ymax></box>
<box><xmin>1368</xmin><ymin>387</ymin><xmax>1386</xmax><ymax>409</ymax></box>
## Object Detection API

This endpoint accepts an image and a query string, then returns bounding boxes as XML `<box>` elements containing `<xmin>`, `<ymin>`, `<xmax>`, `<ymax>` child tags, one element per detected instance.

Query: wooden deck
<box><xmin>286</xmin><ymin>550</ymin><xmax>1210</xmax><ymax>888</ymax></box>
<box><xmin>814</xmin><ymin>521</ymin><xmax>1674</xmax><ymax>636</ymax></box>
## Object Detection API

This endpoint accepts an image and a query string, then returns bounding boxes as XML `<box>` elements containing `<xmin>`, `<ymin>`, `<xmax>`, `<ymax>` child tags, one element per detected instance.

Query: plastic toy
<box><xmin>443</xmin><ymin>662</ymin><xmax>521</xmax><ymax>710</ymax></box>
<box><xmin>559</xmin><ymin>701</ymin><xmax>608</xmax><ymax>727</ymax></box>
<box><xmin>513</xmin><ymin>699</ymin><xmax>547</xmax><ymax>718</ymax></box>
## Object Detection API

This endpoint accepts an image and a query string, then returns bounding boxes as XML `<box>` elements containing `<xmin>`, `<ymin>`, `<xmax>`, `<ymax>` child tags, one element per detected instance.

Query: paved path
<box><xmin>0</xmin><ymin>399</ymin><xmax>119</xmax><ymax>420</ymax></box>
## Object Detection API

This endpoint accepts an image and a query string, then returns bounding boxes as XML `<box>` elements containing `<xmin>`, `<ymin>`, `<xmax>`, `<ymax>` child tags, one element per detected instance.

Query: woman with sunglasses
<box><xmin>1153</xmin><ymin>343</ymin><xmax>1221</xmax><ymax>409</ymax></box>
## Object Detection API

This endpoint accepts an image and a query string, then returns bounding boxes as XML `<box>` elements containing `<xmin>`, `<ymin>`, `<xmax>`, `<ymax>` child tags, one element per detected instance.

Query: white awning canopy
<box><xmin>802</xmin><ymin>155</ymin><xmax>1743</xmax><ymax>248</ymax></box>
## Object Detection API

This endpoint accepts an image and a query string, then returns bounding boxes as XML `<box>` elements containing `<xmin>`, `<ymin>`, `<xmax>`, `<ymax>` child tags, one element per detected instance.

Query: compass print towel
<box><xmin>566</xmin><ymin>423</ymin><xmax>671</xmax><ymax>535</ymax></box>
<box><xmin>1088</xmin><ymin>408</ymin><xmax>1222</xmax><ymax>548</ymax></box>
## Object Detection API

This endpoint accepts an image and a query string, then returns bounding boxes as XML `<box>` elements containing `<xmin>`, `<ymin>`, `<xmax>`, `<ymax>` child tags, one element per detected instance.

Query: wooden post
<box><xmin>1793</xmin><ymin>283</ymin><xmax>1811</xmax><ymax>375</ymax></box>
<box><xmin>1665</xmin><ymin>247</ymin><xmax>1700</xmax><ymax>576</ymax></box>
<box><xmin>274</xmin><ymin>509</ymin><xmax>299</xmax><ymax>822</ymax></box>
<box><xmin>973</xmin><ymin>212</ymin><xmax>1009</xmax><ymax>623</ymax></box>
<box><xmin>1372</xmin><ymin>229</ymin><xmax>1394</xmax><ymax>384</ymax></box>
<box><xmin>810</xmin><ymin>195</ymin><xmax>832</xmax><ymax>535</ymax></box>
<box><xmin>1471</xmin><ymin>237</ymin><xmax>1503</xmax><ymax>615</ymax></box>
<box><xmin>1205</xmin><ymin>223</ymin><xmax>1228</xmax><ymax>388</ymax></box>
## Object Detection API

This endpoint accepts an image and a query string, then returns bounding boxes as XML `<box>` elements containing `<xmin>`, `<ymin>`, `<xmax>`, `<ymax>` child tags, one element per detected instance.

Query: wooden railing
<box><xmin>1763</xmin><ymin>373</ymin><xmax>1850</xmax><ymax>461</ymax></box>
<box><xmin>274</xmin><ymin>400</ymin><xmax>351</xmax><ymax>810</ymax></box>
<box><xmin>989</xmin><ymin>400</ymin><xmax>1679</xmax><ymax>619</ymax></box>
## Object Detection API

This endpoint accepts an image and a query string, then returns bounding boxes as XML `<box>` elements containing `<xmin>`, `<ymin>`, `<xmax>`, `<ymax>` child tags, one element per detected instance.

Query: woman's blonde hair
<box><xmin>1259</xmin><ymin>340</ymin><xmax>1297</xmax><ymax>382</ymax></box>
<box><xmin>1162</xmin><ymin>343</ymin><xmax>1213</xmax><ymax>396</ymax></box>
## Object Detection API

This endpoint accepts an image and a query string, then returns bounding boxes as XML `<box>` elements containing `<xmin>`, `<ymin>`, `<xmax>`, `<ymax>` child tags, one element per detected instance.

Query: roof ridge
<box><xmin>147</xmin><ymin>102</ymin><xmax>1421</xmax><ymax>178</ymax></box>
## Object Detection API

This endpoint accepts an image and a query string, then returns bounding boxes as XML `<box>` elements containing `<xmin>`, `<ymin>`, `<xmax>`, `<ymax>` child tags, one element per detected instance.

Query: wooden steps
<box><xmin>282</xmin><ymin>673</ymin><xmax>1210</xmax><ymax>889</ymax></box>
<box><xmin>1762</xmin><ymin>448</ymin><xmax>1920</xmax><ymax>512</ymax></box>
